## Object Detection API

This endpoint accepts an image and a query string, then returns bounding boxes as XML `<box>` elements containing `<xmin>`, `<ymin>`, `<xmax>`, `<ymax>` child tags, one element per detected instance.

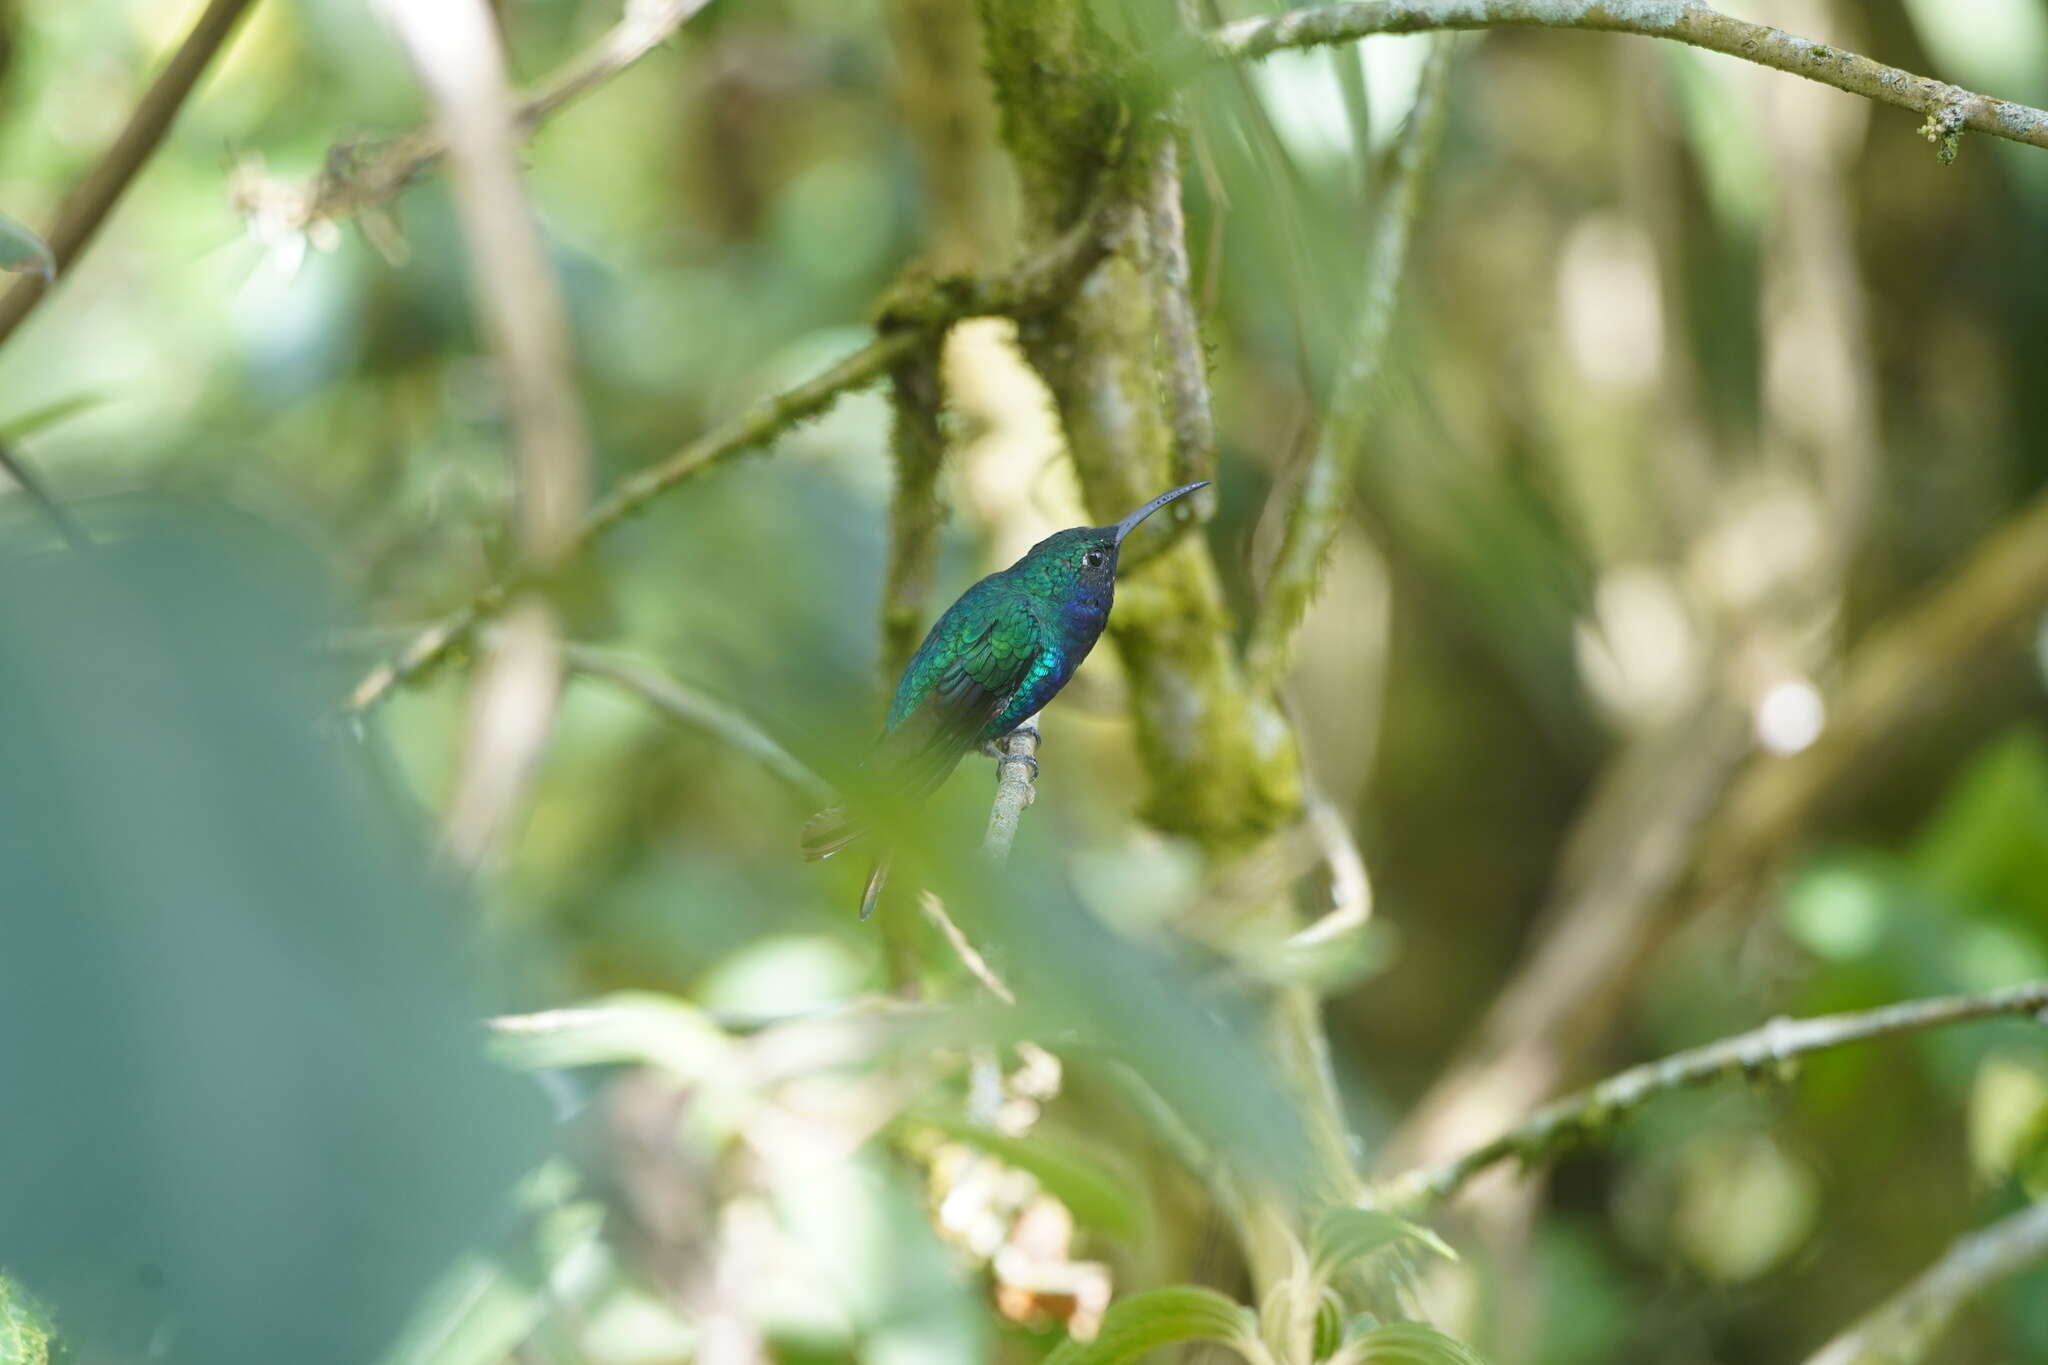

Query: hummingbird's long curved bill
<box><xmin>1112</xmin><ymin>480</ymin><xmax>1210</xmax><ymax>544</ymax></box>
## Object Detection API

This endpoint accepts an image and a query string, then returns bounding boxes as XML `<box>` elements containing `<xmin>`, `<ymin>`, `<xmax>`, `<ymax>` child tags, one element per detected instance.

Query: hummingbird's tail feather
<box><xmin>859</xmin><ymin>852</ymin><xmax>893</xmax><ymax>921</ymax></box>
<box><xmin>800</xmin><ymin>805</ymin><xmax>864</xmax><ymax>860</ymax></box>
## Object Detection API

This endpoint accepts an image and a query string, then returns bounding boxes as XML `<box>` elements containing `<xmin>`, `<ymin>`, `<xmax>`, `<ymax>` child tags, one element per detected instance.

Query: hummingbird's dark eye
<box><xmin>1082</xmin><ymin>548</ymin><xmax>1107</xmax><ymax>569</ymax></box>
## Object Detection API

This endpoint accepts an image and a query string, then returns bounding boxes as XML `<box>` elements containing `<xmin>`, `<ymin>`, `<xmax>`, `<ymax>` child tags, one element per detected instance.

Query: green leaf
<box><xmin>0</xmin><ymin>211</ymin><xmax>53</xmax><ymax>282</ymax></box>
<box><xmin>0</xmin><ymin>393</ymin><xmax>107</xmax><ymax>443</ymax></box>
<box><xmin>906</xmin><ymin>1112</ymin><xmax>1148</xmax><ymax>1243</ymax></box>
<box><xmin>1044</xmin><ymin>1287</ymin><xmax>1261</xmax><ymax>1365</ymax></box>
<box><xmin>1346</xmin><ymin>1322</ymin><xmax>1489</xmax><ymax>1365</ymax></box>
<box><xmin>1910</xmin><ymin>729</ymin><xmax>2048</xmax><ymax>926</ymax></box>
<box><xmin>1310</xmin><ymin>1209</ymin><xmax>1457</xmax><ymax>1281</ymax></box>
<box><xmin>381</xmin><ymin>1166</ymin><xmax>604</xmax><ymax>1365</ymax></box>
<box><xmin>486</xmin><ymin>991</ymin><xmax>733</xmax><ymax>1081</ymax></box>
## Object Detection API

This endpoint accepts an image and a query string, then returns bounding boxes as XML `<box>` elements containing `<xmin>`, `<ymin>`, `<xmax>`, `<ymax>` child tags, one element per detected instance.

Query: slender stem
<box><xmin>1210</xmin><ymin>0</ymin><xmax>2048</xmax><ymax>158</ymax></box>
<box><xmin>245</xmin><ymin>0</ymin><xmax>716</xmax><ymax>236</ymax></box>
<box><xmin>982</xmin><ymin>719</ymin><xmax>1041</xmax><ymax>865</ymax></box>
<box><xmin>918</xmin><ymin>891</ymin><xmax>1017</xmax><ymax>1005</ymax></box>
<box><xmin>1243</xmin><ymin>36</ymin><xmax>1450</xmax><ymax>696</ymax></box>
<box><xmin>0</xmin><ymin>0</ymin><xmax>257</xmax><ymax>348</ymax></box>
<box><xmin>0</xmin><ymin>441</ymin><xmax>91</xmax><ymax>551</ymax></box>
<box><xmin>560</xmin><ymin>643</ymin><xmax>830</xmax><ymax>802</ymax></box>
<box><xmin>380</xmin><ymin>0</ymin><xmax>593</xmax><ymax>867</ymax></box>
<box><xmin>1801</xmin><ymin>1197</ymin><xmax>2048</xmax><ymax>1365</ymax></box>
<box><xmin>1379</xmin><ymin>979</ymin><xmax>2048</xmax><ymax>1208</ymax></box>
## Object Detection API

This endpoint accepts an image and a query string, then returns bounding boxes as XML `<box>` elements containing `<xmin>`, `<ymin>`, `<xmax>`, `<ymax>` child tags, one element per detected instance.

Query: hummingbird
<box><xmin>802</xmin><ymin>480</ymin><xmax>1210</xmax><ymax>918</ymax></box>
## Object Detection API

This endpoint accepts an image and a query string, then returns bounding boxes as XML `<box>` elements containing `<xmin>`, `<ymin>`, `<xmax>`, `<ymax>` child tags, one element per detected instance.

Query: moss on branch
<box><xmin>979</xmin><ymin>0</ymin><xmax>1302</xmax><ymax>848</ymax></box>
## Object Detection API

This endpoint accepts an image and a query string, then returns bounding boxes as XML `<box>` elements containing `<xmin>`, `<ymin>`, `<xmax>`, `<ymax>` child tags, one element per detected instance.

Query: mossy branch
<box><xmin>1210</xmin><ymin>0</ymin><xmax>2048</xmax><ymax>161</ymax></box>
<box><xmin>1145</xmin><ymin>134</ymin><xmax>1217</xmax><ymax>491</ymax></box>
<box><xmin>1801</xmin><ymin>1196</ymin><xmax>2048</xmax><ymax>1365</ymax></box>
<box><xmin>1243</xmin><ymin>36</ymin><xmax>1451</xmax><ymax>697</ymax></box>
<box><xmin>979</xmin><ymin>0</ymin><xmax>1300</xmax><ymax>848</ymax></box>
<box><xmin>882</xmin><ymin>344</ymin><xmax>949</xmax><ymax>683</ymax></box>
<box><xmin>1378</xmin><ymin>979</ymin><xmax>2048</xmax><ymax>1209</ymax></box>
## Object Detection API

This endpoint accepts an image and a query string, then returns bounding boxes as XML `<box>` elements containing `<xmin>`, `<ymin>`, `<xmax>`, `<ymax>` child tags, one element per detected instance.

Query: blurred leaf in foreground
<box><xmin>1044</xmin><ymin>1285</ymin><xmax>1261</xmax><ymax>1365</ymax></box>
<box><xmin>0</xmin><ymin>504</ymin><xmax>548</xmax><ymax>1365</ymax></box>
<box><xmin>0</xmin><ymin>211</ymin><xmax>54</xmax><ymax>281</ymax></box>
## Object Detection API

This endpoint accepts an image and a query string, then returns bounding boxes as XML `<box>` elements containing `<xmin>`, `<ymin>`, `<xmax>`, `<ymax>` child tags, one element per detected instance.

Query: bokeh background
<box><xmin>2</xmin><ymin>0</ymin><xmax>2048</xmax><ymax>1362</ymax></box>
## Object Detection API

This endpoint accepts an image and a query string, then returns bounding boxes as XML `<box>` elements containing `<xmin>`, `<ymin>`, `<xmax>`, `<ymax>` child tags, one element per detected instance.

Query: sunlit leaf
<box><xmin>907</xmin><ymin>1112</ymin><xmax>1148</xmax><ymax>1243</ymax></box>
<box><xmin>486</xmin><ymin>991</ymin><xmax>733</xmax><ymax>1081</ymax></box>
<box><xmin>0</xmin><ymin>211</ymin><xmax>53</xmax><ymax>281</ymax></box>
<box><xmin>1310</xmin><ymin>1208</ymin><xmax>1456</xmax><ymax>1282</ymax></box>
<box><xmin>1044</xmin><ymin>1286</ymin><xmax>1262</xmax><ymax>1365</ymax></box>
<box><xmin>1343</xmin><ymin>1321</ymin><xmax>1488</xmax><ymax>1365</ymax></box>
<box><xmin>1910</xmin><ymin>730</ymin><xmax>2048</xmax><ymax>926</ymax></box>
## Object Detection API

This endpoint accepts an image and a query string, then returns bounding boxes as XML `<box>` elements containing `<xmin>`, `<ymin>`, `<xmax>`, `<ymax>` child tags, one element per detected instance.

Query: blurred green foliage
<box><xmin>0</xmin><ymin>0</ymin><xmax>2045</xmax><ymax>1361</ymax></box>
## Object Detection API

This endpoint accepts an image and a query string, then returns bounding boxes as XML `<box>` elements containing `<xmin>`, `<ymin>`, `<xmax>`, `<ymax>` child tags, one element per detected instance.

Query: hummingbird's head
<box><xmin>1013</xmin><ymin>481</ymin><xmax>1210</xmax><ymax>606</ymax></box>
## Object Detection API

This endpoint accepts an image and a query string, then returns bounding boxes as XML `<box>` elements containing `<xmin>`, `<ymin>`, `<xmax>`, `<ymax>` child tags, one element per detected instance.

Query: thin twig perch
<box><xmin>983</xmin><ymin>719</ymin><xmax>1041</xmax><ymax>865</ymax></box>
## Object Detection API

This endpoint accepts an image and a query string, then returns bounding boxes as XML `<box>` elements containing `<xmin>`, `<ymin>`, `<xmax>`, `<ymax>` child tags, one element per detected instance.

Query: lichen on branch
<box><xmin>1210</xmin><ymin>0</ymin><xmax>2048</xmax><ymax>160</ymax></box>
<box><xmin>978</xmin><ymin>0</ymin><xmax>1301</xmax><ymax>849</ymax></box>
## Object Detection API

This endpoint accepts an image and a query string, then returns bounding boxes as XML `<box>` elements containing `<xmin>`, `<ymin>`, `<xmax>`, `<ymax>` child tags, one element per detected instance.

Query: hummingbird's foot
<box><xmin>981</xmin><ymin>723</ymin><xmax>1042</xmax><ymax>760</ymax></box>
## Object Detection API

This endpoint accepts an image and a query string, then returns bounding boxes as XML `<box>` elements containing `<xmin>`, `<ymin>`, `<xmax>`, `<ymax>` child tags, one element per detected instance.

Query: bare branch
<box><xmin>380</xmin><ymin>0</ymin><xmax>594</xmax><ymax>866</ymax></box>
<box><xmin>441</xmin><ymin>601</ymin><xmax>562</xmax><ymax>866</ymax></box>
<box><xmin>1281</xmin><ymin>791</ymin><xmax>1374</xmax><ymax>951</ymax></box>
<box><xmin>345</xmin><ymin>206</ymin><xmax>1112</xmax><ymax>715</ymax></box>
<box><xmin>1379</xmin><ymin>979</ymin><xmax>2048</xmax><ymax>1209</ymax></box>
<box><xmin>560</xmin><ymin>643</ymin><xmax>830</xmax><ymax>803</ymax></box>
<box><xmin>1243</xmin><ymin>36</ymin><xmax>1451</xmax><ymax>696</ymax></box>
<box><xmin>0</xmin><ymin>0</ymin><xmax>257</xmax><ymax>348</ymax></box>
<box><xmin>919</xmin><ymin>891</ymin><xmax>1017</xmax><ymax>1005</ymax></box>
<box><xmin>1210</xmin><ymin>0</ymin><xmax>2048</xmax><ymax>159</ymax></box>
<box><xmin>1802</xmin><ymin>1197</ymin><xmax>2048</xmax><ymax>1365</ymax></box>
<box><xmin>982</xmin><ymin>718</ymin><xmax>1041</xmax><ymax>865</ymax></box>
<box><xmin>238</xmin><ymin>0</ymin><xmax>714</xmax><ymax>240</ymax></box>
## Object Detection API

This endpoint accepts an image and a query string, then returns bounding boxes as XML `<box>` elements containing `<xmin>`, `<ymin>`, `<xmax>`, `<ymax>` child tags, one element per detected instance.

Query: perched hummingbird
<box><xmin>802</xmin><ymin>480</ymin><xmax>1210</xmax><ymax>918</ymax></box>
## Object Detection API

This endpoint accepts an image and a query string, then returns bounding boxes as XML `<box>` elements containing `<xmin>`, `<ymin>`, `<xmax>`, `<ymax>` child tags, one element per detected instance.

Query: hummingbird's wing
<box><xmin>875</xmin><ymin>590</ymin><xmax>1045</xmax><ymax>806</ymax></box>
<box><xmin>799</xmin><ymin>590</ymin><xmax>1042</xmax><ymax>865</ymax></box>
